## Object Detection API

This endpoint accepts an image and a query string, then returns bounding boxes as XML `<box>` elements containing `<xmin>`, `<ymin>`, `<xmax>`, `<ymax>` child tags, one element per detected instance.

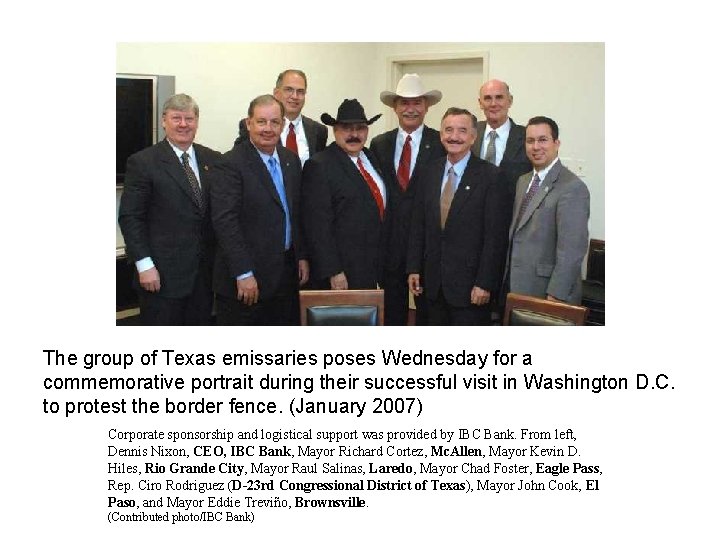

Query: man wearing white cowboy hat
<box><xmin>370</xmin><ymin>74</ymin><xmax>446</xmax><ymax>325</ymax></box>
<box><xmin>302</xmin><ymin>99</ymin><xmax>388</xmax><ymax>292</ymax></box>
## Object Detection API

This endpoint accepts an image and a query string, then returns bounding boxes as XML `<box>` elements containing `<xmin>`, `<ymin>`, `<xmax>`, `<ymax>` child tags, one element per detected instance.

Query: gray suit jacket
<box><xmin>507</xmin><ymin>160</ymin><xmax>590</xmax><ymax>305</ymax></box>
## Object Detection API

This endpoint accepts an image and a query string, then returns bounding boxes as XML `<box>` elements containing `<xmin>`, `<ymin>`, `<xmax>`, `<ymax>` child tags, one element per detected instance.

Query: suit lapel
<box><xmin>381</xmin><ymin>129</ymin><xmax>399</xmax><ymax>185</ymax></box>
<box><xmin>195</xmin><ymin>145</ymin><xmax>213</xmax><ymax>214</ymax></box>
<box><xmin>510</xmin><ymin>173</ymin><xmax>532</xmax><ymax>237</ymax></box>
<box><xmin>502</xmin><ymin>120</ymin><xmax>524</xmax><ymax>166</ymax></box>
<box><xmin>445</xmin><ymin>156</ymin><xmax>479</xmax><ymax>227</ymax></box>
<box><xmin>412</xmin><ymin>127</ymin><xmax>435</xmax><ymax>181</ymax></box>
<box><xmin>428</xmin><ymin>159</ymin><xmax>445</xmax><ymax>229</ymax></box>
<box><xmin>301</xmin><ymin>116</ymin><xmax>315</xmax><ymax>153</ymax></box>
<box><xmin>514</xmin><ymin>161</ymin><xmax>562</xmax><ymax>232</ymax></box>
<box><xmin>278</xmin><ymin>148</ymin><xmax>298</xmax><ymax>218</ymax></box>
<box><xmin>333</xmin><ymin>144</ymin><xmax>385</xmax><ymax>217</ymax></box>
<box><xmin>160</xmin><ymin>139</ymin><xmax>201</xmax><ymax>211</ymax></box>
<box><xmin>244</xmin><ymin>144</ymin><xmax>283</xmax><ymax>209</ymax></box>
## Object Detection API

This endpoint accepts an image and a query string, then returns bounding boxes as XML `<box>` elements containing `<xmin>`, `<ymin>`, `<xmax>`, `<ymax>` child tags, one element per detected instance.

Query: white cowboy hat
<box><xmin>379</xmin><ymin>73</ymin><xmax>442</xmax><ymax>107</ymax></box>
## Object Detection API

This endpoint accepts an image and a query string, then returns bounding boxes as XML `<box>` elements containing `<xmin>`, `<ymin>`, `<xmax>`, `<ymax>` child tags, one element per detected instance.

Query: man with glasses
<box><xmin>212</xmin><ymin>95</ymin><xmax>308</xmax><ymax>324</ymax></box>
<box><xmin>506</xmin><ymin>116</ymin><xmax>590</xmax><ymax>305</ymax></box>
<box><xmin>302</xmin><ymin>99</ymin><xmax>387</xmax><ymax>290</ymax></box>
<box><xmin>234</xmin><ymin>69</ymin><xmax>327</xmax><ymax>166</ymax></box>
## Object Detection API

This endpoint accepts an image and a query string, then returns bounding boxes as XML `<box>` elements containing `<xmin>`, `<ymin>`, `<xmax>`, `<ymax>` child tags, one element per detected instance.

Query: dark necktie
<box><xmin>181</xmin><ymin>152</ymin><xmax>202</xmax><ymax>207</ymax></box>
<box><xmin>267</xmin><ymin>157</ymin><xmax>292</xmax><ymax>249</ymax></box>
<box><xmin>485</xmin><ymin>130</ymin><xmax>498</xmax><ymax>165</ymax></box>
<box><xmin>397</xmin><ymin>134</ymin><xmax>412</xmax><ymax>191</ymax></box>
<box><xmin>286</xmin><ymin>122</ymin><xmax>298</xmax><ymax>155</ymax></box>
<box><xmin>517</xmin><ymin>173</ymin><xmax>541</xmax><ymax>226</ymax></box>
<box><xmin>357</xmin><ymin>156</ymin><xmax>384</xmax><ymax>220</ymax></box>
<box><xmin>440</xmin><ymin>166</ymin><xmax>457</xmax><ymax>229</ymax></box>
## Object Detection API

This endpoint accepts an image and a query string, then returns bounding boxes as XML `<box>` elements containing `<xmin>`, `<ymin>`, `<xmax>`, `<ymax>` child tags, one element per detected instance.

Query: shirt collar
<box><xmin>445</xmin><ymin>150</ymin><xmax>472</xmax><ymax>177</ymax></box>
<box><xmin>286</xmin><ymin>116</ymin><xmax>302</xmax><ymax>129</ymax></box>
<box><xmin>251</xmin><ymin>142</ymin><xmax>279</xmax><ymax>164</ymax></box>
<box><xmin>534</xmin><ymin>157</ymin><xmax>560</xmax><ymax>182</ymax></box>
<box><xmin>168</xmin><ymin>140</ymin><xmax>195</xmax><ymax>160</ymax></box>
<box><xmin>484</xmin><ymin>117</ymin><xmax>511</xmax><ymax>140</ymax></box>
<box><xmin>398</xmin><ymin>124</ymin><xmax>425</xmax><ymax>141</ymax></box>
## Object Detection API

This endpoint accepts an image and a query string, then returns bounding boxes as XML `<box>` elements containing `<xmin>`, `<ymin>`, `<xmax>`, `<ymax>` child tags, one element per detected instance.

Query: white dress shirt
<box><xmin>282</xmin><ymin>116</ymin><xmax>310</xmax><ymax>166</ymax></box>
<box><xmin>352</xmin><ymin>152</ymin><xmax>386</xmax><ymax>207</ymax></box>
<box><xmin>481</xmin><ymin>117</ymin><xmax>511</xmax><ymax>166</ymax></box>
<box><xmin>394</xmin><ymin>124</ymin><xmax>425</xmax><ymax>176</ymax></box>
<box><xmin>527</xmin><ymin>157</ymin><xmax>560</xmax><ymax>192</ymax></box>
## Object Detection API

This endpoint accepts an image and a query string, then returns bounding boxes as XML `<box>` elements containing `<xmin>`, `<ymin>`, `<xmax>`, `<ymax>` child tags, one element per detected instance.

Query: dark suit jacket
<box><xmin>234</xmin><ymin>115</ymin><xmax>328</xmax><ymax>156</ymax></box>
<box><xmin>118</xmin><ymin>139</ymin><xmax>221</xmax><ymax>298</ymax></box>
<box><xmin>472</xmin><ymin>118</ymin><xmax>532</xmax><ymax>198</ymax></box>
<box><xmin>210</xmin><ymin>141</ymin><xmax>305</xmax><ymax>300</ymax></box>
<box><xmin>369</xmin><ymin>126</ymin><xmax>445</xmax><ymax>271</ymax></box>
<box><xmin>407</xmin><ymin>154</ymin><xmax>511</xmax><ymax>307</ymax></box>
<box><xmin>508</xmin><ymin>160</ymin><xmax>590</xmax><ymax>305</ymax></box>
<box><xmin>302</xmin><ymin>143</ymin><xmax>388</xmax><ymax>289</ymax></box>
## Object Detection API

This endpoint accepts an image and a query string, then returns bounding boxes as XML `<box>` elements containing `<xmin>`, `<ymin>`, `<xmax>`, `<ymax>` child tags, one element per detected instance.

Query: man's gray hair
<box><xmin>162</xmin><ymin>93</ymin><xmax>199</xmax><ymax>116</ymax></box>
<box><xmin>248</xmin><ymin>94</ymin><xmax>285</xmax><ymax>118</ymax></box>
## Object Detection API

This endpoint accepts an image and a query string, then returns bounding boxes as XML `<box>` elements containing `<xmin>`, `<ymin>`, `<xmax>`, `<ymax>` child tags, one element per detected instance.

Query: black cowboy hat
<box><xmin>321</xmin><ymin>98</ymin><xmax>382</xmax><ymax>126</ymax></box>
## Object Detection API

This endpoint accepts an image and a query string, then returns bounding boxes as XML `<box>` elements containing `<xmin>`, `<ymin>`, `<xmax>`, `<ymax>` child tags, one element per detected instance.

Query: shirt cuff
<box><xmin>135</xmin><ymin>257</ymin><xmax>155</xmax><ymax>272</ymax></box>
<box><xmin>237</xmin><ymin>271</ymin><xmax>254</xmax><ymax>280</ymax></box>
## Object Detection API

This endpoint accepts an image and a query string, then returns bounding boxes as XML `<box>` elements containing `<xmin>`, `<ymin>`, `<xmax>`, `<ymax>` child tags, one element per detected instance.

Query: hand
<box><xmin>138</xmin><ymin>267</ymin><xmax>161</xmax><ymax>292</ymax></box>
<box><xmin>408</xmin><ymin>274</ymin><xmax>423</xmax><ymax>296</ymax></box>
<box><xmin>330</xmin><ymin>272</ymin><xmax>348</xmax><ymax>290</ymax></box>
<box><xmin>236</xmin><ymin>276</ymin><xmax>260</xmax><ymax>305</ymax></box>
<box><xmin>298</xmin><ymin>259</ymin><xmax>310</xmax><ymax>287</ymax></box>
<box><xmin>546</xmin><ymin>294</ymin><xmax>564</xmax><ymax>303</ymax></box>
<box><xmin>470</xmin><ymin>286</ymin><xmax>490</xmax><ymax>305</ymax></box>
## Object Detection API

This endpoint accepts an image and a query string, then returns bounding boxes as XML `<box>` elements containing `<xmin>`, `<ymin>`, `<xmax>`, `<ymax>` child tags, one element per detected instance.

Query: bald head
<box><xmin>478</xmin><ymin>79</ymin><xmax>513</xmax><ymax>129</ymax></box>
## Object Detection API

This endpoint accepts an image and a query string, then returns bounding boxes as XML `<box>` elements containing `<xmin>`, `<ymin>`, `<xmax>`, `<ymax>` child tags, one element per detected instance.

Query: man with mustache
<box><xmin>302</xmin><ymin>99</ymin><xmax>387</xmax><ymax>291</ymax></box>
<box><xmin>407</xmin><ymin>108</ymin><xmax>511</xmax><ymax>325</ymax></box>
<box><xmin>506</xmin><ymin>116</ymin><xmax>589</xmax><ymax>305</ymax></box>
<box><xmin>370</xmin><ymin>74</ymin><xmax>445</xmax><ymax>325</ymax></box>
<box><xmin>471</xmin><ymin>79</ymin><xmax>532</xmax><ymax>199</ymax></box>
<box><xmin>234</xmin><ymin>69</ymin><xmax>327</xmax><ymax>166</ymax></box>
<box><xmin>211</xmin><ymin>95</ymin><xmax>308</xmax><ymax>325</ymax></box>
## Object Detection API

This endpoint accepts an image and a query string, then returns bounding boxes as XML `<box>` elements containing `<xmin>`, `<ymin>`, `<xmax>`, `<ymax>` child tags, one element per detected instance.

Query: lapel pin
<box><xmin>203</xmin><ymin>165</ymin><xmax>209</xmax><ymax>171</ymax></box>
<box><xmin>465</xmin><ymin>185</ymin><xmax>470</xmax><ymax>190</ymax></box>
<box><xmin>544</xmin><ymin>186</ymin><xmax>549</xmax><ymax>192</ymax></box>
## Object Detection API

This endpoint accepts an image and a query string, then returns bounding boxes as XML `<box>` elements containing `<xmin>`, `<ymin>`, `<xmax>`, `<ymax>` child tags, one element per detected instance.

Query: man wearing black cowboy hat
<box><xmin>302</xmin><ymin>99</ymin><xmax>388</xmax><ymax>291</ymax></box>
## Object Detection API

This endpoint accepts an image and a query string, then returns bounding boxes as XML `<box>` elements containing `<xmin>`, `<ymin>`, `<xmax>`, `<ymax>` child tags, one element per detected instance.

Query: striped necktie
<box><xmin>517</xmin><ymin>173</ymin><xmax>541</xmax><ymax>225</ymax></box>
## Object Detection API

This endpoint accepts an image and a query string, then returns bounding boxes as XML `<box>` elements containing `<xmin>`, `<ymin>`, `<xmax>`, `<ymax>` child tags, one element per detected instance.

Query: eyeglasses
<box><xmin>280</xmin><ymin>86</ymin><xmax>306</xmax><ymax>97</ymax></box>
<box><xmin>525</xmin><ymin>137</ymin><xmax>554</xmax><ymax>145</ymax></box>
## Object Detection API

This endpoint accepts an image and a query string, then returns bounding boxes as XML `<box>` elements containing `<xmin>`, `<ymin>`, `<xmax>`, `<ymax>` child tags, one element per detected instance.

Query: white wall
<box><xmin>116</xmin><ymin>42</ymin><xmax>604</xmax><ymax>239</ymax></box>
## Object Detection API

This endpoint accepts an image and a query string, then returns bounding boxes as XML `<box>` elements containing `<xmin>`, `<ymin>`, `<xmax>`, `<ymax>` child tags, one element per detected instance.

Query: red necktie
<box><xmin>397</xmin><ymin>134</ymin><xmax>411</xmax><ymax>191</ymax></box>
<box><xmin>286</xmin><ymin>122</ymin><xmax>298</xmax><ymax>155</ymax></box>
<box><xmin>357</xmin><ymin>156</ymin><xmax>384</xmax><ymax>220</ymax></box>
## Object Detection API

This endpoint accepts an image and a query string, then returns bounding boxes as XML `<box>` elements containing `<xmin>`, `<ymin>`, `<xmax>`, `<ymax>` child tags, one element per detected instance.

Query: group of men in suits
<box><xmin>118</xmin><ymin>69</ymin><xmax>590</xmax><ymax>326</ymax></box>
